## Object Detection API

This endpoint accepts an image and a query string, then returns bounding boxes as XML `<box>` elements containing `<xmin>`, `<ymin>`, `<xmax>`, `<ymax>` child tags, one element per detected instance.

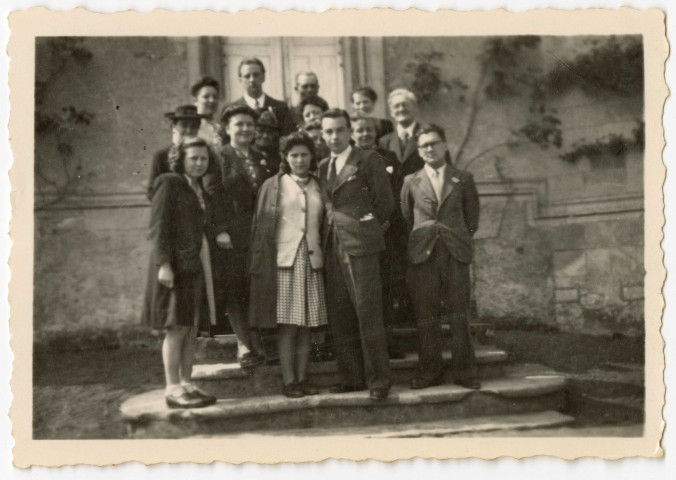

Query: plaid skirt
<box><xmin>276</xmin><ymin>238</ymin><xmax>328</xmax><ymax>327</ymax></box>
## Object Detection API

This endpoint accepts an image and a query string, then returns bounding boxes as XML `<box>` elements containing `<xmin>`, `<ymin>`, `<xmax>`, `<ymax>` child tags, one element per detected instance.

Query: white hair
<box><xmin>387</xmin><ymin>88</ymin><xmax>418</xmax><ymax>106</ymax></box>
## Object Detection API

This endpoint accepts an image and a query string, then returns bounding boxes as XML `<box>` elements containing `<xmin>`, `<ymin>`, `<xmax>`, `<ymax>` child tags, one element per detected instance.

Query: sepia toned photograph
<box><xmin>7</xmin><ymin>6</ymin><xmax>667</xmax><ymax>466</ymax></box>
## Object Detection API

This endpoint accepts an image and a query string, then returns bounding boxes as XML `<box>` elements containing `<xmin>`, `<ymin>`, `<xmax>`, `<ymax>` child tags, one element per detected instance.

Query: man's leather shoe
<box><xmin>165</xmin><ymin>390</ymin><xmax>210</xmax><ymax>409</ymax></box>
<box><xmin>369</xmin><ymin>387</ymin><xmax>389</xmax><ymax>401</ymax></box>
<box><xmin>453</xmin><ymin>378</ymin><xmax>481</xmax><ymax>390</ymax></box>
<box><xmin>410</xmin><ymin>375</ymin><xmax>444</xmax><ymax>390</ymax></box>
<box><xmin>282</xmin><ymin>382</ymin><xmax>305</xmax><ymax>398</ymax></box>
<box><xmin>297</xmin><ymin>380</ymin><xmax>319</xmax><ymax>395</ymax></box>
<box><xmin>328</xmin><ymin>383</ymin><xmax>367</xmax><ymax>393</ymax></box>
<box><xmin>238</xmin><ymin>352</ymin><xmax>265</xmax><ymax>370</ymax></box>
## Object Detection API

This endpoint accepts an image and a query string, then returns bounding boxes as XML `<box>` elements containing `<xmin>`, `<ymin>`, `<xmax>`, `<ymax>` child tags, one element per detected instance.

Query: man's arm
<box><xmin>462</xmin><ymin>172</ymin><xmax>480</xmax><ymax>235</ymax></box>
<box><xmin>363</xmin><ymin>151</ymin><xmax>394</xmax><ymax>225</ymax></box>
<box><xmin>400</xmin><ymin>176</ymin><xmax>414</xmax><ymax>231</ymax></box>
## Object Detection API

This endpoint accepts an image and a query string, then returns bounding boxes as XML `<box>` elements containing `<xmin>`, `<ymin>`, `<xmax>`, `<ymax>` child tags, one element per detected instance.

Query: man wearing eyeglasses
<box><xmin>400</xmin><ymin>123</ymin><xmax>481</xmax><ymax>391</ymax></box>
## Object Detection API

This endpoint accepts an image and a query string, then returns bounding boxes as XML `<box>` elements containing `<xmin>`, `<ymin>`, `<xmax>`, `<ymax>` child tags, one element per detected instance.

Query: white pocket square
<box><xmin>360</xmin><ymin>213</ymin><xmax>375</xmax><ymax>221</ymax></box>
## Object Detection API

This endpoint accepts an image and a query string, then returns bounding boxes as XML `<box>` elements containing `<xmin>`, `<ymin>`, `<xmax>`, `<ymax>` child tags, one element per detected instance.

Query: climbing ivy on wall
<box><xmin>402</xmin><ymin>35</ymin><xmax>644</xmax><ymax>171</ymax></box>
<box><xmin>35</xmin><ymin>37</ymin><xmax>95</xmax><ymax>210</ymax></box>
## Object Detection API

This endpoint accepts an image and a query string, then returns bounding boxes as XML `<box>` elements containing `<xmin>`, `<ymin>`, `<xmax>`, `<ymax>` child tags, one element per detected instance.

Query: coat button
<box><xmin>308</xmin><ymin>250</ymin><xmax>314</xmax><ymax>255</ymax></box>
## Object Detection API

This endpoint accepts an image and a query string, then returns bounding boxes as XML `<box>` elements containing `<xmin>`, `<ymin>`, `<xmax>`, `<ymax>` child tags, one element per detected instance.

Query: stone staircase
<box><xmin>120</xmin><ymin>327</ymin><xmax>575</xmax><ymax>438</ymax></box>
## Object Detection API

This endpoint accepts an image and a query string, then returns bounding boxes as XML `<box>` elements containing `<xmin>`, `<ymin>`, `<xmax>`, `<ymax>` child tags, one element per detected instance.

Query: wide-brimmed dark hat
<box><xmin>164</xmin><ymin>105</ymin><xmax>205</xmax><ymax>121</ymax></box>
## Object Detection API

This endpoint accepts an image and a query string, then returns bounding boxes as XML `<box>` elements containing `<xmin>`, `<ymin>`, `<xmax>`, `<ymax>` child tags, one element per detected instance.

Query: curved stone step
<box><xmin>191</xmin><ymin>348</ymin><xmax>509</xmax><ymax>398</ymax></box>
<box><xmin>185</xmin><ymin>410</ymin><xmax>576</xmax><ymax>439</ymax></box>
<box><xmin>121</xmin><ymin>364</ymin><xmax>567</xmax><ymax>439</ymax></box>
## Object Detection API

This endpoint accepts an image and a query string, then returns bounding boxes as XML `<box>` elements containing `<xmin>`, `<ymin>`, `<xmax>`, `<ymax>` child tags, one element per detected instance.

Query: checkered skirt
<box><xmin>276</xmin><ymin>238</ymin><xmax>328</xmax><ymax>327</ymax></box>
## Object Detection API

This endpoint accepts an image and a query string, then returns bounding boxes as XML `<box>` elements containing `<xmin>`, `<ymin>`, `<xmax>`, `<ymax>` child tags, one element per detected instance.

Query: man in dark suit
<box><xmin>224</xmin><ymin>57</ymin><xmax>295</xmax><ymax>136</ymax></box>
<box><xmin>378</xmin><ymin>88</ymin><xmax>425</xmax><ymax>178</ymax></box>
<box><xmin>318</xmin><ymin>109</ymin><xmax>394</xmax><ymax>401</ymax></box>
<box><xmin>400</xmin><ymin>123</ymin><xmax>481</xmax><ymax>390</ymax></box>
<box><xmin>351</xmin><ymin>113</ymin><xmax>408</xmax><ymax>360</ymax></box>
<box><xmin>290</xmin><ymin>71</ymin><xmax>320</xmax><ymax>128</ymax></box>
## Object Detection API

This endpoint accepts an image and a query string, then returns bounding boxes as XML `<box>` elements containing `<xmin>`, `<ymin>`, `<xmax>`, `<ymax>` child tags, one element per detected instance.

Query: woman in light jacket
<box><xmin>249</xmin><ymin>132</ymin><xmax>328</xmax><ymax>398</ymax></box>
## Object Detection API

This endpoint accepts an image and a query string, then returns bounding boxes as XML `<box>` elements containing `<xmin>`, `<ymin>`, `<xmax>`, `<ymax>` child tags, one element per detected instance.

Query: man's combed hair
<box><xmin>238</xmin><ymin>57</ymin><xmax>266</xmax><ymax>75</ymax></box>
<box><xmin>321</xmin><ymin>108</ymin><xmax>351</xmax><ymax>129</ymax></box>
<box><xmin>415</xmin><ymin>123</ymin><xmax>446</xmax><ymax>142</ymax></box>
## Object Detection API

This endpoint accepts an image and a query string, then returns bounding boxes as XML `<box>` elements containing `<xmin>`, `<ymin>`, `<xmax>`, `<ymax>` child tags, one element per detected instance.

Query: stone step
<box><xmin>185</xmin><ymin>410</ymin><xmax>575</xmax><ymax>439</ymax></box>
<box><xmin>121</xmin><ymin>364</ymin><xmax>567</xmax><ymax>439</ymax></box>
<box><xmin>191</xmin><ymin>348</ymin><xmax>509</xmax><ymax>398</ymax></box>
<box><xmin>195</xmin><ymin>322</ymin><xmax>495</xmax><ymax>364</ymax></box>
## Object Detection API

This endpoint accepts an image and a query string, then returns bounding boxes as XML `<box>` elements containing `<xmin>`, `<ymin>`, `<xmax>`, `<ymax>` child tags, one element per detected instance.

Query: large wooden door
<box><xmin>222</xmin><ymin>37</ymin><xmax>346</xmax><ymax>108</ymax></box>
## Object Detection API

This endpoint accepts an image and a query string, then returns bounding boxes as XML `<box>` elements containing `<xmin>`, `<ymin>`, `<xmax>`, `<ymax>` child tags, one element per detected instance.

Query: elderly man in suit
<box><xmin>290</xmin><ymin>71</ymin><xmax>320</xmax><ymax>127</ymax></box>
<box><xmin>319</xmin><ymin>108</ymin><xmax>394</xmax><ymax>401</ymax></box>
<box><xmin>401</xmin><ymin>123</ymin><xmax>481</xmax><ymax>390</ymax></box>
<box><xmin>224</xmin><ymin>57</ymin><xmax>295</xmax><ymax>136</ymax></box>
<box><xmin>378</xmin><ymin>88</ymin><xmax>425</xmax><ymax>178</ymax></box>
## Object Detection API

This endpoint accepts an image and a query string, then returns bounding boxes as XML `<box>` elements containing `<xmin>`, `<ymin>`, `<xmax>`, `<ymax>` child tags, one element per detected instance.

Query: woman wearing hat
<box><xmin>249</xmin><ymin>131</ymin><xmax>327</xmax><ymax>397</ymax></box>
<box><xmin>142</xmin><ymin>137</ymin><xmax>227</xmax><ymax>408</ymax></box>
<box><xmin>203</xmin><ymin>104</ymin><xmax>273</xmax><ymax>369</ymax></box>
<box><xmin>254</xmin><ymin>109</ymin><xmax>282</xmax><ymax>174</ymax></box>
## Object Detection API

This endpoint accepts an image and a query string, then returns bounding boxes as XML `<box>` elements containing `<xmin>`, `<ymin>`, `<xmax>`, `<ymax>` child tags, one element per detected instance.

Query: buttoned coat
<box><xmin>248</xmin><ymin>172</ymin><xmax>324</xmax><ymax>329</ymax></box>
<box><xmin>400</xmin><ymin>163</ymin><xmax>480</xmax><ymax>265</ymax></box>
<box><xmin>141</xmin><ymin>173</ymin><xmax>227</xmax><ymax>329</ymax></box>
<box><xmin>225</xmin><ymin>95</ymin><xmax>296</xmax><ymax>136</ymax></box>
<box><xmin>378</xmin><ymin>123</ymin><xmax>425</xmax><ymax>178</ymax></box>
<box><xmin>317</xmin><ymin>147</ymin><xmax>394</xmax><ymax>257</ymax></box>
<box><xmin>203</xmin><ymin>144</ymin><xmax>274</xmax><ymax>250</ymax></box>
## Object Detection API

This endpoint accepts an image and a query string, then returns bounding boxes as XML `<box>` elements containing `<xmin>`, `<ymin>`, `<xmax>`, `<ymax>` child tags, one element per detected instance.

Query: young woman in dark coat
<box><xmin>142</xmin><ymin>137</ymin><xmax>230</xmax><ymax>409</ymax></box>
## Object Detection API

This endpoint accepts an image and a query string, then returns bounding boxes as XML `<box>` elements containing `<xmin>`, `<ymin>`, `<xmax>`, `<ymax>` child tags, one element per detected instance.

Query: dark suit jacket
<box><xmin>374</xmin><ymin>118</ymin><xmax>394</xmax><ymax>140</ymax></box>
<box><xmin>225</xmin><ymin>95</ymin><xmax>296</xmax><ymax>136</ymax></box>
<box><xmin>203</xmin><ymin>144</ymin><xmax>274</xmax><ymax>250</ymax></box>
<box><xmin>318</xmin><ymin>147</ymin><xmax>394</xmax><ymax>257</ymax></box>
<box><xmin>400</xmin><ymin>163</ymin><xmax>480</xmax><ymax>265</ymax></box>
<box><xmin>378</xmin><ymin>123</ymin><xmax>425</xmax><ymax>178</ymax></box>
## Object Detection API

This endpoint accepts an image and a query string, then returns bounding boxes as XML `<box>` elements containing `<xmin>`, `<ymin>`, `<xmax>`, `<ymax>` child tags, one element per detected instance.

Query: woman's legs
<box><xmin>278</xmin><ymin>324</ymin><xmax>298</xmax><ymax>386</ymax></box>
<box><xmin>179</xmin><ymin>325</ymin><xmax>199</xmax><ymax>384</ymax></box>
<box><xmin>295</xmin><ymin>327</ymin><xmax>311</xmax><ymax>383</ymax></box>
<box><xmin>162</xmin><ymin>326</ymin><xmax>189</xmax><ymax>388</ymax></box>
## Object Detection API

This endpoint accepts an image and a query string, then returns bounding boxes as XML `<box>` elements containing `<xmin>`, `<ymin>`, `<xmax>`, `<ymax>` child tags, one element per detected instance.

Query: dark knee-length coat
<box><xmin>141</xmin><ymin>173</ymin><xmax>227</xmax><ymax>329</ymax></box>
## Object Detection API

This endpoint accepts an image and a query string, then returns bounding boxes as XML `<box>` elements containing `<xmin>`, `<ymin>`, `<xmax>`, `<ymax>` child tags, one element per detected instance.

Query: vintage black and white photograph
<box><xmin>7</xmin><ymin>6</ymin><xmax>667</xmax><ymax>465</ymax></box>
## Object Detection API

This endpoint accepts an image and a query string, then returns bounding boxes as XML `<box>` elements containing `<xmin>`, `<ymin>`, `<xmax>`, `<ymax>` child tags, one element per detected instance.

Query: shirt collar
<box><xmin>331</xmin><ymin>145</ymin><xmax>352</xmax><ymax>163</ymax></box>
<box><xmin>397</xmin><ymin>122</ymin><xmax>417</xmax><ymax>139</ymax></box>
<box><xmin>424</xmin><ymin>162</ymin><xmax>446</xmax><ymax>179</ymax></box>
<box><xmin>243</xmin><ymin>92</ymin><xmax>266</xmax><ymax>109</ymax></box>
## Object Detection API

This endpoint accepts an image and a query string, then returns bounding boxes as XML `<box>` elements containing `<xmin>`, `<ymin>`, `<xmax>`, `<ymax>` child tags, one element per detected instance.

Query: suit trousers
<box><xmin>325</xmin><ymin>232</ymin><xmax>391</xmax><ymax>389</ymax></box>
<box><xmin>407</xmin><ymin>243</ymin><xmax>477</xmax><ymax>381</ymax></box>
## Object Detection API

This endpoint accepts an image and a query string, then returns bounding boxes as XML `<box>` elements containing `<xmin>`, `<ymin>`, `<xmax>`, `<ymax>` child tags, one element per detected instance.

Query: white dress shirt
<box><xmin>327</xmin><ymin>145</ymin><xmax>353</xmax><ymax>179</ymax></box>
<box><xmin>243</xmin><ymin>93</ymin><xmax>266</xmax><ymax>109</ymax></box>
<box><xmin>396</xmin><ymin>122</ymin><xmax>418</xmax><ymax>143</ymax></box>
<box><xmin>424</xmin><ymin>162</ymin><xmax>446</xmax><ymax>201</ymax></box>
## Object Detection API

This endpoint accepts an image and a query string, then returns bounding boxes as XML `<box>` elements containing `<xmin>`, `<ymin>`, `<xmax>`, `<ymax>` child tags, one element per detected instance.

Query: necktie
<box><xmin>255</xmin><ymin>98</ymin><xmax>262</xmax><ymax>110</ymax></box>
<box><xmin>327</xmin><ymin>156</ymin><xmax>337</xmax><ymax>192</ymax></box>
<box><xmin>400</xmin><ymin>131</ymin><xmax>410</xmax><ymax>150</ymax></box>
<box><xmin>432</xmin><ymin>169</ymin><xmax>442</xmax><ymax>201</ymax></box>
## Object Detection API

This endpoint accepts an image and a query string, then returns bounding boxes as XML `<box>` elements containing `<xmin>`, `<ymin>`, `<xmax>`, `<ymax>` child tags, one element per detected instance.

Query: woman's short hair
<box><xmin>351</xmin><ymin>86</ymin><xmax>378</xmax><ymax>103</ymax></box>
<box><xmin>279</xmin><ymin>131</ymin><xmax>318</xmax><ymax>172</ymax></box>
<box><xmin>387</xmin><ymin>88</ymin><xmax>418</xmax><ymax>106</ymax></box>
<box><xmin>168</xmin><ymin>137</ymin><xmax>211</xmax><ymax>174</ymax></box>
<box><xmin>190</xmin><ymin>76</ymin><xmax>220</xmax><ymax>97</ymax></box>
<box><xmin>220</xmin><ymin>104</ymin><xmax>259</xmax><ymax>126</ymax></box>
<box><xmin>299</xmin><ymin>95</ymin><xmax>329</xmax><ymax>114</ymax></box>
<box><xmin>415</xmin><ymin>123</ymin><xmax>447</xmax><ymax>142</ymax></box>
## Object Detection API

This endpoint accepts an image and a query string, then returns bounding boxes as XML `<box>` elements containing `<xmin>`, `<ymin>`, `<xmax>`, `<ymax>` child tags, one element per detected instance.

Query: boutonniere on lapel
<box><xmin>386</xmin><ymin>166</ymin><xmax>393</xmax><ymax>175</ymax></box>
<box><xmin>360</xmin><ymin>213</ymin><xmax>375</xmax><ymax>222</ymax></box>
<box><xmin>260</xmin><ymin>159</ymin><xmax>267</xmax><ymax>167</ymax></box>
<box><xmin>451</xmin><ymin>176</ymin><xmax>460</xmax><ymax>184</ymax></box>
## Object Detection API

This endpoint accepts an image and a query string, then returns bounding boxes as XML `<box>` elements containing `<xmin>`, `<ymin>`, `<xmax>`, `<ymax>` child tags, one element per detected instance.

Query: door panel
<box><xmin>222</xmin><ymin>37</ymin><xmax>345</xmax><ymax>109</ymax></box>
